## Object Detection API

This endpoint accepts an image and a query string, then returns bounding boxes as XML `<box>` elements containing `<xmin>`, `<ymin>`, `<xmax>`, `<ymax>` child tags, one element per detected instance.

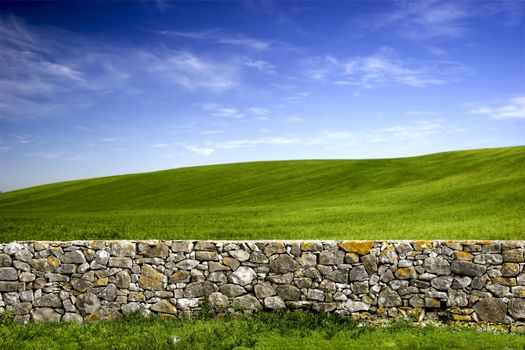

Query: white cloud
<box><xmin>286</xmin><ymin>115</ymin><xmax>303</xmax><ymax>122</ymax></box>
<box><xmin>152</xmin><ymin>143</ymin><xmax>170</xmax><ymax>148</ymax></box>
<box><xmin>99</xmin><ymin>137</ymin><xmax>125</xmax><ymax>142</ymax></box>
<box><xmin>16</xmin><ymin>135</ymin><xmax>32</xmax><ymax>144</ymax></box>
<box><xmin>209</xmin><ymin>136</ymin><xmax>299</xmax><ymax>150</ymax></box>
<box><xmin>184</xmin><ymin>145</ymin><xmax>216</xmax><ymax>157</ymax></box>
<box><xmin>203</xmin><ymin>104</ymin><xmax>244</xmax><ymax>119</ymax></box>
<box><xmin>244</xmin><ymin>59</ymin><xmax>276</xmax><ymax>74</ymax></box>
<box><xmin>160</xmin><ymin>30</ymin><xmax>272</xmax><ymax>50</ymax></box>
<box><xmin>468</xmin><ymin>95</ymin><xmax>525</xmax><ymax>120</ymax></box>
<box><xmin>286</xmin><ymin>92</ymin><xmax>310</xmax><ymax>102</ymax></box>
<box><xmin>201</xmin><ymin>130</ymin><xmax>224</xmax><ymax>135</ymax></box>
<box><xmin>305</xmin><ymin>47</ymin><xmax>468</xmax><ymax>88</ymax></box>
<box><xmin>247</xmin><ymin>107</ymin><xmax>269</xmax><ymax>116</ymax></box>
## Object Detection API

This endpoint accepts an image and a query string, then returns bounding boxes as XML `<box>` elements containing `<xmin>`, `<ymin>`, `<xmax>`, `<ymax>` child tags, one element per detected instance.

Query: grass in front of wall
<box><xmin>1</xmin><ymin>311</ymin><xmax>524</xmax><ymax>350</ymax></box>
<box><xmin>1</xmin><ymin>146</ymin><xmax>524</xmax><ymax>242</ymax></box>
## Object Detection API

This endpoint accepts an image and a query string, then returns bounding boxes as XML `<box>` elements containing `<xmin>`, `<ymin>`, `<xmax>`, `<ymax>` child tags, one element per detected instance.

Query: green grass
<box><xmin>1</xmin><ymin>146</ymin><xmax>524</xmax><ymax>242</ymax></box>
<box><xmin>1</xmin><ymin>311</ymin><xmax>524</xmax><ymax>350</ymax></box>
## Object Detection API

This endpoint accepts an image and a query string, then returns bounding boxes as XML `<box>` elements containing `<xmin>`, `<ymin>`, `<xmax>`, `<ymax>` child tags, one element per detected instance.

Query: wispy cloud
<box><xmin>244</xmin><ymin>59</ymin><xmax>276</xmax><ymax>74</ymax></box>
<box><xmin>99</xmin><ymin>137</ymin><xmax>125</xmax><ymax>142</ymax></box>
<box><xmin>304</xmin><ymin>47</ymin><xmax>468</xmax><ymax>88</ymax></box>
<box><xmin>160</xmin><ymin>29</ymin><xmax>272</xmax><ymax>50</ymax></box>
<box><xmin>286</xmin><ymin>92</ymin><xmax>310</xmax><ymax>103</ymax></box>
<box><xmin>183</xmin><ymin>136</ymin><xmax>299</xmax><ymax>157</ymax></box>
<box><xmin>184</xmin><ymin>144</ymin><xmax>216</xmax><ymax>157</ymax></box>
<box><xmin>468</xmin><ymin>95</ymin><xmax>525</xmax><ymax>120</ymax></box>
<box><xmin>357</xmin><ymin>0</ymin><xmax>523</xmax><ymax>40</ymax></box>
<box><xmin>16</xmin><ymin>135</ymin><xmax>32</xmax><ymax>144</ymax></box>
<box><xmin>286</xmin><ymin>115</ymin><xmax>303</xmax><ymax>122</ymax></box>
<box><xmin>203</xmin><ymin>104</ymin><xmax>245</xmax><ymax>119</ymax></box>
<box><xmin>247</xmin><ymin>107</ymin><xmax>269</xmax><ymax>116</ymax></box>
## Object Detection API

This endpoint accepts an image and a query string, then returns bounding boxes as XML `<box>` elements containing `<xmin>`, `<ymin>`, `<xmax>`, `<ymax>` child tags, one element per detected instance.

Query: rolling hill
<box><xmin>1</xmin><ymin>146</ymin><xmax>524</xmax><ymax>242</ymax></box>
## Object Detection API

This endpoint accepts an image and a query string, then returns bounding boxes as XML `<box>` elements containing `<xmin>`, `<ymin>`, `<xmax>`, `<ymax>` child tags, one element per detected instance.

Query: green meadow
<box><xmin>1</xmin><ymin>311</ymin><xmax>524</xmax><ymax>350</ymax></box>
<box><xmin>1</xmin><ymin>146</ymin><xmax>524</xmax><ymax>242</ymax></box>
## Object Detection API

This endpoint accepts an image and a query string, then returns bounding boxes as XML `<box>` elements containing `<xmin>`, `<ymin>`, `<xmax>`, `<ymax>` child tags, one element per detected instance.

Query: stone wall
<box><xmin>0</xmin><ymin>240</ymin><xmax>524</xmax><ymax>324</ymax></box>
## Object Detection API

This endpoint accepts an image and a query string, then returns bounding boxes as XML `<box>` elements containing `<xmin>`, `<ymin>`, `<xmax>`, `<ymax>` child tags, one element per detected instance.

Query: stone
<box><xmin>267</xmin><ymin>273</ymin><xmax>295</xmax><ymax>284</ymax></box>
<box><xmin>454</xmin><ymin>251</ymin><xmax>473</xmax><ymax>261</ymax></box>
<box><xmin>229</xmin><ymin>250</ymin><xmax>250</xmax><ymax>262</ymax></box>
<box><xmin>509</xmin><ymin>298</ymin><xmax>525</xmax><ymax>320</ymax></box>
<box><xmin>452</xmin><ymin>276</ymin><xmax>472</xmax><ymax>289</ymax></box>
<box><xmin>14</xmin><ymin>249</ymin><xmax>32</xmax><ymax>263</ymax></box>
<box><xmin>110</xmin><ymin>241</ymin><xmax>136</xmax><ymax>257</ymax></box>
<box><xmin>184</xmin><ymin>281</ymin><xmax>215</xmax><ymax>297</ymax></box>
<box><xmin>139</xmin><ymin>265</ymin><xmax>167</xmax><ymax>290</ymax></box>
<box><xmin>121</xmin><ymin>302</ymin><xmax>140</xmax><ymax>314</ymax></box>
<box><xmin>31</xmin><ymin>308</ymin><xmax>61</xmax><ymax>322</ymax></box>
<box><xmin>0</xmin><ymin>267</ymin><xmax>17</xmax><ymax>281</ymax></box>
<box><xmin>145</xmin><ymin>243</ymin><xmax>170</xmax><ymax>258</ymax></box>
<box><xmin>319</xmin><ymin>279</ymin><xmax>336</xmax><ymax>293</ymax></box>
<box><xmin>169</xmin><ymin>270</ymin><xmax>191</xmax><ymax>283</ymax></box>
<box><xmin>345</xmin><ymin>300</ymin><xmax>370</xmax><ymax>312</ymax></box>
<box><xmin>255</xmin><ymin>282</ymin><xmax>276</xmax><ymax>298</ymax></box>
<box><xmin>294</xmin><ymin>277</ymin><xmax>312</xmax><ymax>289</ymax></box>
<box><xmin>349</xmin><ymin>266</ymin><xmax>368</xmax><ymax>281</ymax></box>
<box><xmin>0</xmin><ymin>253</ymin><xmax>12</xmax><ymax>267</ymax></box>
<box><xmin>100</xmin><ymin>284</ymin><xmax>118</xmax><ymax>301</ymax></box>
<box><xmin>151</xmin><ymin>300</ymin><xmax>177</xmax><ymax>314</ymax></box>
<box><xmin>264</xmin><ymin>296</ymin><xmax>286</xmax><ymax>309</ymax></box>
<box><xmin>195</xmin><ymin>251</ymin><xmax>219</xmax><ymax>261</ymax></box>
<box><xmin>264</xmin><ymin>242</ymin><xmax>286</xmax><ymax>256</ymax></box>
<box><xmin>487</xmin><ymin>284</ymin><xmax>509</xmax><ymax>297</ymax></box>
<box><xmin>233</xmin><ymin>295</ymin><xmax>262</xmax><ymax>311</ymax></box>
<box><xmin>431</xmin><ymin>276</ymin><xmax>454</xmax><ymax>290</ymax></box>
<box><xmin>62</xmin><ymin>250</ymin><xmax>86</xmax><ymax>264</ymax></box>
<box><xmin>326</xmin><ymin>269</ymin><xmax>348</xmax><ymax>283</ymax></box>
<box><xmin>108</xmin><ymin>257</ymin><xmax>132</xmax><ymax>269</ymax></box>
<box><xmin>209</xmin><ymin>292</ymin><xmax>229</xmax><ymax>309</ymax></box>
<box><xmin>95</xmin><ymin>250</ymin><xmax>110</xmax><ymax>265</ymax></box>
<box><xmin>395</xmin><ymin>267</ymin><xmax>416</xmax><ymax>280</ymax></box>
<box><xmin>71</xmin><ymin>278</ymin><xmax>93</xmax><ymax>292</ymax></box>
<box><xmin>344</xmin><ymin>253</ymin><xmax>359</xmax><ymax>264</ymax></box>
<box><xmin>378</xmin><ymin>287</ymin><xmax>402</xmax><ymax>307</ymax></box>
<box><xmin>502</xmin><ymin>249</ymin><xmax>524</xmax><ymax>262</ymax></box>
<box><xmin>10</xmin><ymin>302</ymin><xmax>32</xmax><ymax>315</ymax></box>
<box><xmin>318</xmin><ymin>250</ymin><xmax>344</xmax><ymax>265</ymax></box>
<box><xmin>353</xmin><ymin>281</ymin><xmax>369</xmax><ymax>294</ymax></box>
<box><xmin>208</xmin><ymin>271</ymin><xmax>227</xmax><ymax>284</ymax></box>
<box><xmin>176</xmin><ymin>259</ymin><xmax>200</xmax><ymax>270</ymax></box>
<box><xmin>194</xmin><ymin>241</ymin><xmax>215</xmax><ymax>251</ymax></box>
<box><xmin>361</xmin><ymin>254</ymin><xmax>378</xmax><ymax>274</ymax></box>
<box><xmin>229</xmin><ymin>266</ymin><xmax>257</xmax><ymax>286</ymax></box>
<box><xmin>276</xmin><ymin>285</ymin><xmax>301</xmax><ymax>301</ymax></box>
<box><xmin>269</xmin><ymin>254</ymin><xmax>301</xmax><ymax>273</ymax></box>
<box><xmin>222</xmin><ymin>257</ymin><xmax>240</xmax><ymax>271</ymax></box>
<box><xmin>307</xmin><ymin>289</ymin><xmax>325</xmax><ymax>301</ymax></box>
<box><xmin>501</xmin><ymin>263</ymin><xmax>520</xmax><ymax>277</ymax></box>
<box><xmin>473</xmin><ymin>254</ymin><xmax>503</xmax><ymax>265</ymax></box>
<box><xmin>62</xmin><ymin>313</ymin><xmax>84</xmax><ymax>323</ymax></box>
<box><xmin>451</xmin><ymin>261</ymin><xmax>487</xmax><ymax>277</ymax></box>
<box><xmin>19</xmin><ymin>290</ymin><xmax>34</xmax><ymax>302</ymax></box>
<box><xmin>209</xmin><ymin>262</ymin><xmax>230</xmax><ymax>272</ymax></box>
<box><xmin>177</xmin><ymin>298</ymin><xmax>199</xmax><ymax>310</ymax></box>
<box><xmin>339</xmin><ymin>241</ymin><xmax>374</xmax><ymax>255</ymax></box>
<box><xmin>474</xmin><ymin>298</ymin><xmax>507</xmax><ymax>322</ymax></box>
<box><xmin>28</xmin><ymin>258</ymin><xmax>53</xmax><ymax>272</ymax></box>
<box><xmin>19</xmin><ymin>272</ymin><xmax>36</xmax><ymax>282</ymax></box>
<box><xmin>5</xmin><ymin>242</ymin><xmax>23</xmax><ymax>255</ymax></box>
<box><xmin>423</xmin><ymin>256</ymin><xmax>451</xmax><ymax>275</ymax></box>
<box><xmin>87</xmin><ymin>308</ymin><xmax>122</xmax><ymax>321</ymax></box>
<box><xmin>219</xmin><ymin>284</ymin><xmax>246</xmax><ymax>297</ymax></box>
<box><xmin>76</xmin><ymin>292</ymin><xmax>101</xmax><ymax>316</ymax></box>
<box><xmin>116</xmin><ymin>270</ymin><xmax>131</xmax><ymax>288</ymax></box>
<box><xmin>379</xmin><ymin>246</ymin><xmax>398</xmax><ymax>264</ymax></box>
<box><xmin>171</xmin><ymin>241</ymin><xmax>194</xmax><ymax>253</ymax></box>
<box><xmin>35</xmin><ymin>294</ymin><xmax>62</xmax><ymax>308</ymax></box>
<box><xmin>58</xmin><ymin>264</ymin><xmax>77</xmax><ymax>274</ymax></box>
<box><xmin>250</xmin><ymin>252</ymin><xmax>268</xmax><ymax>264</ymax></box>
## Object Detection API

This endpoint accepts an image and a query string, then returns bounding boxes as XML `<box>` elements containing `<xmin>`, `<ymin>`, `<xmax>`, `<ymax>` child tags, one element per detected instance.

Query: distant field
<box><xmin>1</xmin><ymin>311</ymin><xmax>524</xmax><ymax>350</ymax></box>
<box><xmin>1</xmin><ymin>146</ymin><xmax>524</xmax><ymax>242</ymax></box>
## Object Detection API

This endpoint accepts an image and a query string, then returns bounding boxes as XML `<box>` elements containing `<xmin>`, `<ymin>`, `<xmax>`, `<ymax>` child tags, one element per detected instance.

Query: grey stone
<box><xmin>264</xmin><ymin>296</ymin><xmax>286</xmax><ymax>309</ymax></box>
<box><xmin>95</xmin><ymin>250</ymin><xmax>110</xmax><ymax>265</ymax></box>
<box><xmin>452</xmin><ymin>276</ymin><xmax>472</xmax><ymax>289</ymax></box>
<box><xmin>10</xmin><ymin>302</ymin><xmax>32</xmax><ymax>315</ymax></box>
<box><xmin>171</xmin><ymin>241</ymin><xmax>194</xmax><ymax>253</ymax></box>
<box><xmin>307</xmin><ymin>289</ymin><xmax>325</xmax><ymax>301</ymax></box>
<box><xmin>0</xmin><ymin>253</ymin><xmax>12</xmax><ymax>267</ymax></box>
<box><xmin>473</xmin><ymin>254</ymin><xmax>503</xmax><ymax>265</ymax></box>
<box><xmin>0</xmin><ymin>281</ymin><xmax>18</xmax><ymax>292</ymax></box>
<box><xmin>169</xmin><ymin>270</ymin><xmax>191</xmax><ymax>283</ymax></box>
<box><xmin>219</xmin><ymin>284</ymin><xmax>246</xmax><ymax>297</ymax></box>
<box><xmin>431</xmin><ymin>276</ymin><xmax>454</xmax><ymax>290</ymax></box>
<box><xmin>209</xmin><ymin>292</ymin><xmax>229</xmax><ymax>309</ymax></box>
<box><xmin>254</xmin><ymin>282</ymin><xmax>276</xmax><ymax>298</ymax></box>
<box><xmin>509</xmin><ymin>298</ymin><xmax>525</xmax><ymax>320</ymax></box>
<box><xmin>502</xmin><ymin>249</ymin><xmax>524</xmax><ymax>262</ymax></box>
<box><xmin>349</xmin><ymin>266</ymin><xmax>368</xmax><ymax>281</ymax></box>
<box><xmin>269</xmin><ymin>254</ymin><xmax>301</xmax><ymax>274</ymax></box>
<box><xmin>195</xmin><ymin>251</ymin><xmax>219</xmax><ymax>261</ymax></box>
<box><xmin>208</xmin><ymin>271</ymin><xmax>227</xmax><ymax>284</ymax></box>
<box><xmin>353</xmin><ymin>281</ymin><xmax>369</xmax><ymax>294</ymax></box>
<box><xmin>487</xmin><ymin>284</ymin><xmax>509</xmax><ymax>297</ymax></box>
<box><xmin>299</xmin><ymin>253</ymin><xmax>317</xmax><ymax>266</ymax></box>
<box><xmin>62</xmin><ymin>313</ymin><xmax>84</xmax><ymax>323</ymax></box>
<box><xmin>71</xmin><ymin>278</ymin><xmax>93</xmax><ymax>292</ymax></box>
<box><xmin>267</xmin><ymin>273</ymin><xmax>294</xmax><ymax>284</ymax></box>
<box><xmin>15</xmin><ymin>249</ymin><xmax>33</xmax><ymax>262</ymax></box>
<box><xmin>194</xmin><ymin>241</ymin><xmax>215</xmax><ymax>251</ymax></box>
<box><xmin>361</xmin><ymin>254</ymin><xmax>378</xmax><ymax>274</ymax></box>
<box><xmin>35</xmin><ymin>294</ymin><xmax>62</xmax><ymax>308</ymax></box>
<box><xmin>233</xmin><ymin>295</ymin><xmax>262</xmax><ymax>311</ymax></box>
<box><xmin>0</xmin><ymin>267</ymin><xmax>17</xmax><ymax>281</ymax></box>
<box><xmin>451</xmin><ymin>261</ymin><xmax>487</xmax><ymax>277</ymax></box>
<box><xmin>58</xmin><ymin>264</ymin><xmax>77</xmax><ymax>274</ymax></box>
<box><xmin>62</xmin><ymin>250</ymin><xmax>86</xmax><ymax>264</ymax></box>
<box><xmin>263</xmin><ymin>242</ymin><xmax>286</xmax><ymax>256</ymax></box>
<box><xmin>18</xmin><ymin>272</ymin><xmax>35</xmax><ymax>282</ymax></box>
<box><xmin>184</xmin><ymin>281</ymin><xmax>216</xmax><ymax>297</ymax></box>
<box><xmin>31</xmin><ymin>308</ymin><xmax>61</xmax><ymax>322</ymax></box>
<box><xmin>108</xmin><ymin>257</ymin><xmax>132</xmax><ymax>269</ymax></box>
<box><xmin>101</xmin><ymin>284</ymin><xmax>118</xmax><ymax>301</ymax></box>
<box><xmin>276</xmin><ymin>285</ymin><xmax>301</xmax><ymax>301</ymax></box>
<box><xmin>116</xmin><ymin>270</ymin><xmax>131</xmax><ymax>288</ymax></box>
<box><xmin>249</xmin><ymin>252</ymin><xmax>268</xmax><ymax>264</ymax></box>
<box><xmin>319</xmin><ymin>279</ymin><xmax>336</xmax><ymax>293</ymax></box>
<box><xmin>313</xmin><ymin>303</ymin><xmax>337</xmax><ymax>313</ymax></box>
<box><xmin>378</xmin><ymin>287</ymin><xmax>402</xmax><ymax>307</ymax></box>
<box><xmin>229</xmin><ymin>250</ymin><xmax>250</xmax><ymax>262</ymax></box>
<box><xmin>121</xmin><ymin>302</ymin><xmax>140</xmax><ymax>314</ymax></box>
<box><xmin>294</xmin><ymin>277</ymin><xmax>312</xmax><ymax>289</ymax></box>
<box><xmin>177</xmin><ymin>298</ymin><xmax>199</xmax><ymax>310</ymax></box>
<box><xmin>423</xmin><ymin>256</ymin><xmax>451</xmax><ymax>275</ymax></box>
<box><xmin>176</xmin><ymin>259</ymin><xmax>200</xmax><ymax>270</ymax></box>
<box><xmin>326</xmin><ymin>269</ymin><xmax>348</xmax><ymax>283</ymax></box>
<box><xmin>229</xmin><ymin>266</ymin><xmax>257</xmax><ymax>286</ymax></box>
<box><xmin>5</xmin><ymin>242</ymin><xmax>23</xmax><ymax>255</ymax></box>
<box><xmin>345</xmin><ymin>300</ymin><xmax>370</xmax><ymax>312</ymax></box>
<box><xmin>319</xmin><ymin>250</ymin><xmax>344</xmax><ymax>265</ymax></box>
<box><xmin>144</xmin><ymin>243</ymin><xmax>170</xmax><ymax>258</ymax></box>
<box><xmin>110</xmin><ymin>241</ymin><xmax>136</xmax><ymax>257</ymax></box>
<box><xmin>474</xmin><ymin>298</ymin><xmax>507</xmax><ymax>322</ymax></box>
<box><xmin>76</xmin><ymin>292</ymin><xmax>102</xmax><ymax>316</ymax></box>
<box><xmin>19</xmin><ymin>290</ymin><xmax>34</xmax><ymax>302</ymax></box>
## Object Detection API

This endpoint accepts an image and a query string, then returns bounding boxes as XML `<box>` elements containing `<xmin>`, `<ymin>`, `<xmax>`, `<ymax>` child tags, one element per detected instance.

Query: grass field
<box><xmin>1</xmin><ymin>311</ymin><xmax>524</xmax><ymax>350</ymax></box>
<box><xmin>1</xmin><ymin>146</ymin><xmax>524</xmax><ymax>242</ymax></box>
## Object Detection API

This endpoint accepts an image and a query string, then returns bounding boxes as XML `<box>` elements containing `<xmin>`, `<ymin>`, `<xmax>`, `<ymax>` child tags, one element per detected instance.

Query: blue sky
<box><xmin>1</xmin><ymin>0</ymin><xmax>524</xmax><ymax>191</ymax></box>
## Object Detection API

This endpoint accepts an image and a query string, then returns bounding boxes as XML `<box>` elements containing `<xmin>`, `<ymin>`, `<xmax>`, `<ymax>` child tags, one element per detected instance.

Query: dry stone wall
<box><xmin>0</xmin><ymin>240</ymin><xmax>524</xmax><ymax>324</ymax></box>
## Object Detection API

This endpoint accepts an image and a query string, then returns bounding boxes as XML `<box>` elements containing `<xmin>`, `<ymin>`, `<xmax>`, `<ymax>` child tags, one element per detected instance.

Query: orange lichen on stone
<box><xmin>47</xmin><ymin>256</ymin><xmax>61</xmax><ymax>268</ymax></box>
<box><xmin>454</xmin><ymin>251</ymin><xmax>473</xmax><ymax>261</ymax></box>
<box><xmin>94</xmin><ymin>277</ymin><xmax>109</xmax><ymax>286</ymax></box>
<box><xmin>492</xmin><ymin>277</ymin><xmax>517</xmax><ymax>286</ymax></box>
<box><xmin>338</xmin><ymin>241</ymin><xmax>374</xmax><ymax>255</ymax></box>
<box><xmin>413</xmin><ymin>241</ymin><xmax>432</xmax><ymax>251</ymax></box>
